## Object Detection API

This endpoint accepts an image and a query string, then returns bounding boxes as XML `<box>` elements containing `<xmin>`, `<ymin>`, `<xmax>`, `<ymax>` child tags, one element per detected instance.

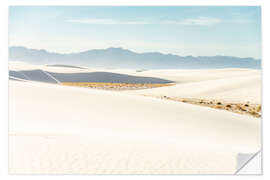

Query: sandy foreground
<box><xmin>8</xmin><ymin>62</ymin><xmax>261</xmax><ymax>174</ymax></box>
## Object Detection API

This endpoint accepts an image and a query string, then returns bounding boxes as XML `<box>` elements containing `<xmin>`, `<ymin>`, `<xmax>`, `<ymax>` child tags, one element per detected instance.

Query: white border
<box><xmin>1</xmin><ymin>0</ymin><xmax>269</xmax><ymax>179</ymax></box>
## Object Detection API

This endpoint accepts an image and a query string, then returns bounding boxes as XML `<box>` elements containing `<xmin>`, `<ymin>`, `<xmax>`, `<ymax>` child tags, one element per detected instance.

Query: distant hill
<box><xmin>9</xmin><ymin>46</ymin><xmax>261</xmax><ymax>69</ymax></box>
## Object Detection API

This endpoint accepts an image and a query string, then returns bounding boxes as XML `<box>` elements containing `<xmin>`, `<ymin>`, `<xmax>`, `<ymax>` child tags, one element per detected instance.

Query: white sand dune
<box><xmin>9</xmin><ymin>62</ymin><xmax>173</xmax><ymax>84</ymax></box>
<box><xmin>9</xmin><ymin>61</ymin><xmax>261</xmax><ymax>174</ymax></box>
<box><xmin>10</xmin><ymin>61</ymin><xmax>259</xmax><ymax>81</ymax></box>
<box><xmin>129</xmin><ymin>74</ymin><xmax>261</xmax><ymax>104</ymax></box>
<box><xmin>109</xmin><ymin>68</ymin><xmax>260</xmax><ymax>84</ymax></box>
<box><xmin>9</xmin><ymin>80</ymin><xmax>260</xmax><ymax>174</ymax></box>
<box><xmin>9</xmin><ymin>61</ymin><xmax>92</xmax><ymax>73</ymax></box>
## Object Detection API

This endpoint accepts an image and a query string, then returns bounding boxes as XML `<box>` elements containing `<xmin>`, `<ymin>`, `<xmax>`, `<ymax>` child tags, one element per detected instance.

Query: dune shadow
<box><xmin>9</xmin><ymin>70</ymin><xmax>174</xmax><ymax>84</ymax></box>
<box><xmin>47</xmin><ymin>71</ymin><xmax>174</xmax><ymax>84</ymax></box>
<box><xmin>46</xmin><ymin>64</ymin><xmax>87</xmax><ymax>69</ymax></box>
<box><xmin>9</xmin><ymin>70</ymin><xmax>58</xmax><ymax>84</ymax></box>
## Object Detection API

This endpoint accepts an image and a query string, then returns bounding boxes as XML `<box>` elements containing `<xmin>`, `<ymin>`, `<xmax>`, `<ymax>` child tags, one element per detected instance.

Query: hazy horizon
<box><xmin>8</xmin><ymin>45</ymin><xmax>261</xmax><ymax>60</ymax></box>
<box><xmin>9</xmin><ymin>45</ymin><xmax>261</xmax><ymax>69</ymax></box>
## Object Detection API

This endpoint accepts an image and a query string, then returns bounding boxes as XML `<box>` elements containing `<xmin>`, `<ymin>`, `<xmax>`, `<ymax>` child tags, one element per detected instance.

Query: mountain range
<box><xmin>9</xmin><ymin>46</ymin><xmax>261</xmax><ymax>69</ymax></box>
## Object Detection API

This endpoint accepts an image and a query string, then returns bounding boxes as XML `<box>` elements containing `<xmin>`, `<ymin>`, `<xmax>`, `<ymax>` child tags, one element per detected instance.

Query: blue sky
<box><xmin>9</xmin><ymin>6</ymin><xmax>261</xmax><ymax>59</ymax></box>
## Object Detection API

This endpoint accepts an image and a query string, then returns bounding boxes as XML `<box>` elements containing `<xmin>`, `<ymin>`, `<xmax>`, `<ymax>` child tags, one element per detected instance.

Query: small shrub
<box><xmin>249</xmin><ymin>110</ymin><xmax>259</xmax><ymax>117</ymax></box>
<box><xmin>236</xmin><ymin>104</ymin><xmax>241</xmax><ymax>110</ymax></box>
<box><xmin>226</xmin><ymin>104</ymin><xmax>232</xmax><ymax>108</ymax></box>
<box><xmin>257</xmin><ymin>105</ymin><xmax>261</xmax><ymax>112</ymax></box>
<box><xmin>240</xmin><ymin>106</ymin><xmax>246</xmax><ymax>111</ymax></box>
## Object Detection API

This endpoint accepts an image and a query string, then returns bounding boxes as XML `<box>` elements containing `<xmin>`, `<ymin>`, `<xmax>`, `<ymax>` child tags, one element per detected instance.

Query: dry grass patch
<box><xmin>146</xmin><ymin>95</ymin><xmax>261</xmax><ymax>118</ymax></box>
<box><xmin>61</xmin><ymin>82</ymin><xmax>175</xmax><ymax>91</ymax></box>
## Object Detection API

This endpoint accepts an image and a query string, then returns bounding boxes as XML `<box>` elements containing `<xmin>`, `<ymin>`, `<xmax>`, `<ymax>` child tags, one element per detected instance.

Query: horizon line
<box><xmin>9</xmin><ymin>45</ymin><xmax>261</xmax><ymax>60</ymax></box>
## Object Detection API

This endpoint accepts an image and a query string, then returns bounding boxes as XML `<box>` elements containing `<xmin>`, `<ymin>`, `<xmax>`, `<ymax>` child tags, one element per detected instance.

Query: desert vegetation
<box><xmin>149</xmin><ymin>95</ymin><xmax>261</xmax><ymax>118</ymax></box>
<box><xmin>61</xmin><ymin>82</ymin><xmax>175</xmax><ymax>90</ymax></box>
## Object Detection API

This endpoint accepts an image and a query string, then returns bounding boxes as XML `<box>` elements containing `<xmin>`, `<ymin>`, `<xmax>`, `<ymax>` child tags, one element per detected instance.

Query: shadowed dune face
<box><xmin>46</xmin><ymin>64</ymin><xmax>87</xmax><ymax>69</ymax></box>
<box><xmin>9</xmin><ymin>69</ymin><xmax>174</xmax><ymax>86</ymax></box>
<box><xmin>9</xmin><ymin>70</ymin><xmax>59</xmax><ymax>84</ymax></box>
<box><xmin>47</xmin><ymin>71</ymin><xmax>174</xmax><ymax>84</ymax></box>
<box><xmin>9</xmin><ymin>70</ymin><xmax>31</xmax><ymax>80</ymax></box>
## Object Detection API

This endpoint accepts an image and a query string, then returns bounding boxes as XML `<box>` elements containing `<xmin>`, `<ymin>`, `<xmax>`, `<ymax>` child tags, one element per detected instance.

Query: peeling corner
<box><xmin>235</xmin><ymin>150</ymin><xmax>261</xmax><ymax>175</ymax></box>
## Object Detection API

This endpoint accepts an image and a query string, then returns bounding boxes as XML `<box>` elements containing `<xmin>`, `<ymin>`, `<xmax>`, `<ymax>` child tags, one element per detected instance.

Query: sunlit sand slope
<box><xmin>9</xmin><ymin>80</ymin><xmax>260</xmax><ymax>174</ymax></box>
<box><xmin>129</xmin><ymin>72</ymin><xmax>261</xmax><ymax>104</ymax></box>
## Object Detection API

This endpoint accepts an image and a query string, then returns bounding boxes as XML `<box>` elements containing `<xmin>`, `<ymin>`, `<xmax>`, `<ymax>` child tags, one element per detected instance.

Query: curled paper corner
<box><xmin>235</xmin><ymin>150</ymin><xmax>262</xmax><ymax>175</ymax></box>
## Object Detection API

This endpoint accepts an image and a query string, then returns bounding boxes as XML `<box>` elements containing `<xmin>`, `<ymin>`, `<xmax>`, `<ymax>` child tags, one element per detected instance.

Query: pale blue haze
<box><xmin>9</xmin><ymin>6</ymin><xmax>261</xmax><ymax>59</ymax></box>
